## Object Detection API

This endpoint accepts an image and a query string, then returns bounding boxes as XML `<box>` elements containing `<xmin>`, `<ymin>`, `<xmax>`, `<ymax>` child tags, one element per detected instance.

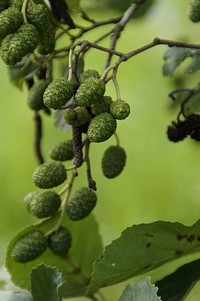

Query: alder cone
<box><xmin>66</xmin><ymin>187</ymin><xmax>97</xmax><ymax>220</ymax></box>
<box><xmin>47</xmin><ymin>227</ymin><xmax>72</xmax><ymax>256</ymax></box>
<box><xmin>0</xmin><ymin>24</ymin><xmax>39</xmax><ymax>65</ymax></box>
<box><xmin>110</xmin><ymin>100</ymin><xmax>130</xmax><ymax>120</ymax></box>
<box><xmin>32</xmin><ymin>161</ymin><xmax>67</xmax><ymax>189</ymax></box>
<box><xmin>27</xmin><ymin>79</ymin><xmax>49</xmax><ymax>111</ymax></box>
<box><xmin>64</xmin><ymin>106</ymin><xmax>89</xmax><ymax>127</ymax></box>
<box><xmin>102</xmin><ymin>145</ymin><xmax>126</xmax><ymax>178</ymax></box>
<box><xmin>87</xmin><ymin>112</ymin><xmax>117</xmax><ymax>143</ymax></box>
<box><xmin>23</xmin><ymin>191</ymin><xmax>40</xmax><ymax>213</ymax></box>
<box><xmin>91</xmin><ymin>95</ymin><xmax>113</xmax><ymax>116</ymax></box>
<box><xmin>189</xmin><ymin>0</ymin><xmax>200</xmax><ymax>22</ymax></box>
<box><xmin>43</xmin><ymin>78</ymin><xmax>74</xmax><ymax>109</ymax></box>
<box><xmin>29</xmin><ymin>191</ymin><xmax>61</xmax><ymax>218</ymax></box>
<box><xmin>75</xmin><ymin>77</ymin><xmax>105</xmax><ymax>107</ymax></box>
<box><xmin>11</xmin><ymin>230</ymin><xmax>47</xmax><ymax>263</ymax></box>
<box><xmin>79</xmin><ymin>69</ymin><xmax>100</xmax><ymax>84</ymax></box>
<box><xmin>48</xmin><ymin>140</ymin><xmax>74</xmax><ymax>161</ymax></box>
<box><xmin>0</xmin><ymin>7</ymin><xmax>23</xmax><ymax>43</ymax></box>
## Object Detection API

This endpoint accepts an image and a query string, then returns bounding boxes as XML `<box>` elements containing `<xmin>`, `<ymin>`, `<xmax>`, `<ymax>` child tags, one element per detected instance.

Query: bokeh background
<box><xmin>1</xmin><ymin>0</ymin><xmax>200</xmax><ymax>300</ymax></box>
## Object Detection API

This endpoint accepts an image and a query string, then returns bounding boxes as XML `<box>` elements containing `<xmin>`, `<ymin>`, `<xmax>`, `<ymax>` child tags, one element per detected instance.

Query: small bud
<box><xmin>32</xmin><ymin>161</ymin><xmax>67</xmax><ymax>189</ymax></box>
<box><xmin>11</xmin><ymin>230</ymin><xmax>47</xmax><ymax>263</ymax></box>
<box><xmin>67</xmin><ymin>187</ymin><xmax>97</xmax><ymax>220</ymax></box>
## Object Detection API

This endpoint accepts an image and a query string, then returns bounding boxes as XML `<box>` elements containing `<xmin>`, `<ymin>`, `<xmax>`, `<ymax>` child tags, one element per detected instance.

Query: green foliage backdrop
<box><xmin>1</xmin><ymin>0</ymin><xmax>200</xmax><ymax>300</ymax></box>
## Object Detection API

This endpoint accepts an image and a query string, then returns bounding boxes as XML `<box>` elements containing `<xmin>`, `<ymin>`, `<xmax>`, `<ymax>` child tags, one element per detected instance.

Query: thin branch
<box><xmin>104</xmin><ymin>0</ymin><xmax>145</xmax><ymax>69</ymax></box>
<box><xmin>33</xmin><ymin>112</ymin><xmax>44</xmax><ymax>164</ymax></box>
<box><xmin>84</xmin><ymin>138</ymin><xmax>97</xmax><ymax>191</ymax></box>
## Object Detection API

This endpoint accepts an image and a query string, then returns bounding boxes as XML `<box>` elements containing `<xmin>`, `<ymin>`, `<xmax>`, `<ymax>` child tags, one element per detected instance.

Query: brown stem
<box><xmin>84</xmin><ymin>138</ymin><xmax>96</xmax><ymax>191</ymax></box>
<box><xmin>72</xmin><ymin>126</ymin><xmax>83</xmax><ymax>167</ymax></box>
<box><xmin>104</xmin><ymin>0</ymin><xmax>145</xmax><ymax>69</ymax></box>
<box><xmin>33</xmin><ymin>112</ymin><xmax>44</xmax><ymax>164</ymax></box>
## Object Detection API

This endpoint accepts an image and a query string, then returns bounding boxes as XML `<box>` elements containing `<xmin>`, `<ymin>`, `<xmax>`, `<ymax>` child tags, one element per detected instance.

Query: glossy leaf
<box><xmin>119</xmin><ymin>277</ymin><xmax>161</xmax><ymax>301</ymax></box>
<box><xmin>156</xmin><ymin>259</ymin><xmax>200</xmax><ymax>301</ymax></box>
<box><xmin>31</xmin><ymin>264</ymin><xmax>64</xmax><ymax>301</ymax></box>
<box><xmin>163</xmin><ymin>47</ymin><xmax>193</xmax><ymax>76</ymax></box>
<box><xmin>87</xmin><ymin>220</ymin><xmax>200</xmax><ymax>294</ymax></box>
<box><xmin>6</xmin><ymin>214</ymin><xmax>103</xmax><ymax>298</ymax></box>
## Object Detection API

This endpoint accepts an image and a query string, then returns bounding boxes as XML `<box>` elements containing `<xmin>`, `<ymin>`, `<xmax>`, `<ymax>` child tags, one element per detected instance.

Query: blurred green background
<box><xmin>1</xmin><ymin>0</ymin><xmax>200</xmax><ymax>300</ymax></box>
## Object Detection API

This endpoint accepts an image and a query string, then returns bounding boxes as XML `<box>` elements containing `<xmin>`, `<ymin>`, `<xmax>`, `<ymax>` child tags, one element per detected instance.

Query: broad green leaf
<box><xmin>156</xmin><ymin>259</ymin><xmax>200</xmax><ymax>301</ymax></box>
<box><xmin>31</xmin><ymin>264</ymin><xmax>64</xmax><ymax>301</ymax></box>
<box><xmin>7</xmin><ymin>56</ymin><xmax>39</xmax><ymax>90</ymax></box>
<box><xmin>0</xmin><ymin>290</ymin><xmax>32</xmax><ymax>301</ymax></box>
<box><xmin>163</xmin><ymin>47</ymin><xmax>193</xmax><ymax>76</ymax></box>
<box><xmin>87</xmin><ymin>220</ymin><xmax>200</xmax><ymax>294</ymax></box>
<box><xmin>119</xmin><ymin>277</ymin><xmax>161</xmax><ymax>301</ymax></box>
<box><xmin>185</xmin><ymin>51</ymin><xmax>200</xmax><ymax>74</ymax></box>
<box><xmin>6</xmin><ymin>214</ymin><xmax>103</xmax><ymax>298</ymax></box>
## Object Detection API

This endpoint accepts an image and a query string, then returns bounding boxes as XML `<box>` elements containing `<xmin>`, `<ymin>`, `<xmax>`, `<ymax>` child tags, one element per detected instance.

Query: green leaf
<box><xmin>185</xmin><ymin>51</ymin><xmax>200</xmax><ymax>74</ymax></box>
<box><xmin>163</xmin><ymin>47</ymin><xmax>193</xmax><ymax>76</ymax></box>
<box><xmin>31</xmin><ymin>264</ymin><xmax>64</xmax><ymax>301</ymax></box>
<box><xmin>156</xmin><ymin>259</ymin><xmax>200</xmax><ymax>301</ymax></box>
<box><xmin>0</xmin><ymin>290</ymin><xmax>32</xmax><ymax>301</ymax></box>
<box><xmin>6</xmin><ymin>214</ymin><xmax>103</xmax><ymax>298</ymax></box>
<box><xmin>119</xmin><ymin>277</ymin><xmax>161</xmax><ymax>301</ymax></box>
<box><xmin>87</xmin><ymin>220</ymin><xmax>200</xmax><ymax>294</ymax></box>
<box><xmin>184</xmin><ymin>90</ymin><xmax>200</xmax><ymax>115</ymax></box>
<box><xmin>7</xmin><ymin>56</ymin><xmax>39</xmax><ymax>89</ymax></box>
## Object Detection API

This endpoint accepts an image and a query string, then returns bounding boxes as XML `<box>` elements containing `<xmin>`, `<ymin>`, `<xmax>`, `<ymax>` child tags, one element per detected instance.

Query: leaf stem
<box><xmin>45</xmin><ymin>171</ymin><xmax>76</xmax><ymax>237</ymax></box>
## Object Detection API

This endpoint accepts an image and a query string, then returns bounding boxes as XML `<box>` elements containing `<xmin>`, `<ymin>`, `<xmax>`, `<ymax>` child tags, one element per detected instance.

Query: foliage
<box><xmin>1</xmin><ymin>0</ymin><xmax>200</xmax><ymax>300</ymax></box>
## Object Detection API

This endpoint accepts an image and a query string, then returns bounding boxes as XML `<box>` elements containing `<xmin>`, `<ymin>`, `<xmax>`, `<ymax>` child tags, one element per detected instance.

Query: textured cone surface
<box><xmin>67</xmin><ymin>187</ymin><xmax>97</xmax><ymax>220</ymax></box>
<box><xmin>32</xmin><ymin>161</ymin><xmax>67</xmax><ymax>189</ymax></box>
<box><xmin>43</xmin><ymin>77</ymin><xmax>74</xmax><ymax>109</ymax></box>
<box><xmin>79</xmin><ymin>69</ymin><xmax>100</xmax><ymax>84</ymax></box>
<box><xmin>110</xmin><ymin>99</ymin><xmax>130</xmax><ymax>120</ymax></box>
<box><xmin>23</xmin><ymin>191</ymin><xmax>40</xmax><ymax>213</ymax></box>
<box><xmin>47</xmin><ymin>227</ymin><xmax>72</xmax><ymax>256</ymax></box>
<box><xmin>87</xmin><ymin>112</ymin><xmax>117</xmax><ymax>143</ymax></box>
<box><xmin>49</xmin><ymin>140</ymin><xmax>74</xmax><ymax>161</ymax></box>
<box><xmin>29</xmin><ymin>191</ymin><xmax>61</xmax><ymax>218</ymax></box>
<box><xmin>64</xmin><ymin>106</ymin><xmax>89</xmax><ymax>127</ymax></box>
<box><xmin>102</xmin><ymin>145</ymin><xmax>126</xmax><ymax>178</ymax></box>
<box><xmin>0</xmin><ymin>24</ymin><xmax>39</xmax><ymax>65</ymax></box>
<box><xmin>189</xmin><ymin>0</ymin><xmax>200</xmax><ymax>22</ymax></box>
<box><xmin>27</xmin><ymin>4</ymin><xmax>51</xmax><ymax>31</ymax></box>
<box><xmin>37</xmin><ymin>23</ymin><xmax>55</xmax><ymax>55</ymax></box>
<box><xmin>11</xmin><ymin>230</ymin><xmax>47</xmax><ymax>263</ymax></box>
<box><xmin>75</xmin><ymin>77</ymin><xmax>105</xmax><ymax>107</ymax></box>
<box><xmin>27</xmin><ymin>79</ymin><xmax>49</xmax><ymax>111</ymax></box>
<box><xmin>0</xmin><ymin>7</ymin><xmax>23</xmax><ymax>43</ymax></box>
<box><xmin>91</xmin><ymin>95</ymin><xmax>113</xmax><ymax>116</ymax></box>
